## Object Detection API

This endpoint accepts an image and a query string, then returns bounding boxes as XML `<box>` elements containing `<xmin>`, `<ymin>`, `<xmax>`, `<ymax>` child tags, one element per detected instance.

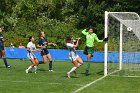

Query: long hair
<box><xmin>29</xmin><ymin>36</ymin><xmax>33</xmax><ymax>42</ymax></box>
<box><xmin>38</xmin><ymin>31</ymin><xmax>45</xmax><ymax>39</ymax></box>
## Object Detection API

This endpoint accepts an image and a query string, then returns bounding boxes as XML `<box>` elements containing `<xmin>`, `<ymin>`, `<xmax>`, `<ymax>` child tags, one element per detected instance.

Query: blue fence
<box><xmin>5</xmin><ymin>48</ymin><xmax>104</xmax><ymax>62</ymax></box>
<box><xmin>4</xmin><ymin>48</ymin><xmax>140</xmax><ymax>63</ymax></box>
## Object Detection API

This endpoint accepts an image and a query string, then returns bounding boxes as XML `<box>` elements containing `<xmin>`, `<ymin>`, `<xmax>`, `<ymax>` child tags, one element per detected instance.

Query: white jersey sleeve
<box><xmin>27</xmin><ymin>42</ymin><xmax>36</xmax><ymax>50</ymax></box>
<box><xmin>27</xmin><ymin>42</ymin><xmax>32</xmax><ymax>48</ymax></box>
<box><xmin>66</xmin><ymin>43</ymin><xmax>74</xmax><ymax>49</ymax></box>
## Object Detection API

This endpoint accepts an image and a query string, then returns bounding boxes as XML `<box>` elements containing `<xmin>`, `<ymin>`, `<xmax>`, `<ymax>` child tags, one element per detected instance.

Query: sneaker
<box><xmin>25</xmin><ymin>69</ymin><xmax>28</xmax><ymax>73</ymax></box>
<box><xmin>67</xmin><ymin>72</ymin><xmax>70</xmax><ymax>78</ymax></box>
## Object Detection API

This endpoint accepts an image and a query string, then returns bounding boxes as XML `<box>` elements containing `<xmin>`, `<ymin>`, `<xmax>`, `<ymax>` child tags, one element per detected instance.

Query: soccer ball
<box><xmin>127</xmin><ymin>27</ymin><xmax>132</xmax><ymax>31</ymax></box>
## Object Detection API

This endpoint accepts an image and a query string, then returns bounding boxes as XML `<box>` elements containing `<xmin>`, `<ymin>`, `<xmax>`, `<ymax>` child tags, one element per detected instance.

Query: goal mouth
<box><xmin>104</xmin><ymin>11</ymin><xmax>140</xmax><ymax>77</ymax></box>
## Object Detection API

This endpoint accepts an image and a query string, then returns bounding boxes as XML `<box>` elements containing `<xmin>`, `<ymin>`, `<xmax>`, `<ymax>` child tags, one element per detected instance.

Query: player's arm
<box><xmin>48</xmin><ymin>42</ymin><xmax>57</xmax><ymax>46</ymax></box>
<box><xmin>34</xmin><ymin>48</ymin><xmax>41</xmax><ymax>51</ymax></box>
<box><xmin>27</xmin><ymin>47</ymin><xmax>35</xmax><ymax>52</ymax></box>
<box><xmin>73</xmin><ymin>38</ymin><xmax>80</xmax><ymax>48</ymax></box>
<box><xmin>2</xmin><ymin>39</ymin><xmax>8</xmax><ymax>42</ymax></box>
<box><xmin>37</xmin><ymin>44</ymin><xmax>45</xmax><ymax>48</ymax></box>
<box><xmin>94</xmin><ymin>35</ymin><xmax>103</xmax><ymax>43</ymax></box>
<box><xmin>37</xmin><ymin>39</ymin><xmax>46</xmax><ymax>48</ymax></box>
<box><xmin>82</xmin><ymin>29</ymin><xmax>88</xmax><ymax>35</ymax></box>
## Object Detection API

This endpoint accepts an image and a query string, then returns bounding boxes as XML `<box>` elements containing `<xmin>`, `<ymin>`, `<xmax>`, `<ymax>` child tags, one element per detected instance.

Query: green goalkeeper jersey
<box><xmin>82</xmin><ymin>29</ymin><xmax>103</xmax><ymax>47</ymax></box>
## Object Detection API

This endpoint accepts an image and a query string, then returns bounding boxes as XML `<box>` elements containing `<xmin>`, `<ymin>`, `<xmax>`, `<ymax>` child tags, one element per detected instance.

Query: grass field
<box><xmin>0</xmin><ymin>59</ymin><xmax>140</xmax><ymax>93</ymax></box>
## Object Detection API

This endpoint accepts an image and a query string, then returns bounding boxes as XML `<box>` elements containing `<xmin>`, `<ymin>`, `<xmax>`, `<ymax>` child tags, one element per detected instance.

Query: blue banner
<box><xmin>4</xmin><ymin>48</ymin><xmax>140</xmax><ymax>63</ymax></box>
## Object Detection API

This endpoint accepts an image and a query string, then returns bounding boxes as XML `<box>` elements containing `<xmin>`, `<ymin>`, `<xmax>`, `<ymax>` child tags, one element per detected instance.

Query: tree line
<box><xmin>0</xmin><ymin>0</ymin><xmax>139</xmax><ymax>50</ymax></box>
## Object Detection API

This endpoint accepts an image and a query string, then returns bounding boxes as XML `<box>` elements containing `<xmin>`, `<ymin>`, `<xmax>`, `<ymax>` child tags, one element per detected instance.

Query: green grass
<box><xmin>0</xmin><ymin>59</ymin><xmax>140</xmax><ymax>93</ymax></box>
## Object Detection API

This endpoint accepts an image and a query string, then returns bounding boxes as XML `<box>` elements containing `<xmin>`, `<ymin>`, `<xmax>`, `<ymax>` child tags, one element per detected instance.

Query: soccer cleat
<box><xmin>7</xmin><ymin>65</ymin><xmax>11</xmax><ymax>68</ymax></box>
<box><xmin>49</xmin><ymin>70</ymin><xmax>53</xmax><ymax>72</ymax></box>
<box><xmin>25</xmin><ymin>69</ymin><xmax>29</xmax><ymax>73</ymax></box>
<box><xmin>67</xmin><ymin>72</ymin><xmax>70</xmax><ymax>78</ymax></box>
<box><xmin>85</xmin><ymin>70</ymin><xmax>89</xmax><ymax>76</ymax></box>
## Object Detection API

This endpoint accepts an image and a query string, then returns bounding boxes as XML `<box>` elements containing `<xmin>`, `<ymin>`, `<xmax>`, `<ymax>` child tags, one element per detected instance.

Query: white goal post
<box><xmin>104</xmin><ymin>11</ymin><xmax>140</xmax><ymax>76</ymax></box>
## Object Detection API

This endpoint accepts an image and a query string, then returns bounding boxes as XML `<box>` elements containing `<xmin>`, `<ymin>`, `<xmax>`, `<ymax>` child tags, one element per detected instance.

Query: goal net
<box><xmin>104</xmin><ymin>11</ymin><xmax>140</xmax><ymax>77</ymax></box>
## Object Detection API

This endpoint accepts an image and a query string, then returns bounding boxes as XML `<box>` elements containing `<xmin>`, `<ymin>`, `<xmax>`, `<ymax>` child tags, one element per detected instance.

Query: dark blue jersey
<box><xmin>38</xmin><ymin>38</ymin><xmax>48</xmax><ymax>49</ymax></box>
<box><xmin>0</xmin><ymin>33</ymin><xmax>4</xmax><ymax>44</ymax></box>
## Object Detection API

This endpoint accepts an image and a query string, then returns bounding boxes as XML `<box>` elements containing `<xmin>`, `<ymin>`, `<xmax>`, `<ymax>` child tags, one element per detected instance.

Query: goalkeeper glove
<box><xmin>103</xmin><ymin>37</ymin><xmax>109</xmax><ymax>42</ymax></box>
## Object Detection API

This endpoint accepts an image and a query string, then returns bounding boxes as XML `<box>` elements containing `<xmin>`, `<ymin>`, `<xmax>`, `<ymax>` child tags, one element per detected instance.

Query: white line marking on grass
<box><xmin>72</xmin><ymin>76</ymin><xmax>106</xmax><ymax>93</ymax></box>
<box><xmin>0</xmin><ymin>80</ymin><xmax>84</xmax><ymax>86</ymax></box>
<box><xmin>122</xmin><ymin>76</ymin><xmax>140</xmax><ymax>78</ymax></box>
<box><xmin>108</xmin><ymin>70</ymin><xmax>120</xmax><ymax>76</ymax></box>
<box><xmin>110</xmin><ymin>75</ymin><xmax>140</xmax><ymax>78</ymax></box>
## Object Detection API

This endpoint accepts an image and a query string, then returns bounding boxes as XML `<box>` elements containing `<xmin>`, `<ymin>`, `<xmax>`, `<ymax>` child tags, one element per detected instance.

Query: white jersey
<box><xmin>66</xmin><ymin>43</ymin><xmax>79</xmax><ymax>61</ymax></box>
<box><xmin>27</xmin><ymin>42</ymin><xmax>36</xmax><ymax>59</ymax></box>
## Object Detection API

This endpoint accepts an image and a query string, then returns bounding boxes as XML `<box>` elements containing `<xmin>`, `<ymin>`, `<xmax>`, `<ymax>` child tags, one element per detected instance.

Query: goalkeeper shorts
<box><xmin>83</xmin><ymin>46</ymin><xmax>94</xmax><ymax>56</ymax></box>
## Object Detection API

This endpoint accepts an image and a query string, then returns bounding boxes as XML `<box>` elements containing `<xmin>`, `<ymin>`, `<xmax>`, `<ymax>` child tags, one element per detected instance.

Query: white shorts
<box><xmin>69</xmin><ymin>55</ymin><xmax>79</xmax><ymax>61</ymax></box>
<box><xmin>27</xmin><ymin>52</ymin><xmax>36</xmax><ymax>59</ymax></box>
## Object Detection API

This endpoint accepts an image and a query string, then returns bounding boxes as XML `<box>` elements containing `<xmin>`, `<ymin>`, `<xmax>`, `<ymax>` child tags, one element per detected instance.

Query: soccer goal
<box><xmin>104</xmin><ymin>11</ymin><xmax>140</xmax><ymax>77</ymax></box>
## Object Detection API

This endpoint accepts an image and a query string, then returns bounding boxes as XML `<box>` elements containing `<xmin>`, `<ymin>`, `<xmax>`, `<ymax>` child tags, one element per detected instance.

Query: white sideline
<box><xmin>72</xmin><ymin>76</ymin><xmax>106</xmax><ymax>93</ymax></box>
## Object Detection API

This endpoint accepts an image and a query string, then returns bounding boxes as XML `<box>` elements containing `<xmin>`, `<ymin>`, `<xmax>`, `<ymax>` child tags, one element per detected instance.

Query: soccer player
<box><xmin>26</xmin><ymin>36</ymin><xmax>39</xmax><ymax>73</ymax></box>
<box><xmin>82</xmin><ymin>26</ymin><xmax>108</xmax><ymax>75</ymax></box>
<box><xmin>0</xmin><ymin>27</ymin><xmax>11</xmax><ymax>68</ymax></box>
<box><xmin>65</xmin><ymin>36</ymin><xmax>84</xmax><ymax>78</ymax></box>
<box><xmin>37</xmin><ymin>31</ymin><xmax>56</xmax><ymax>71</ymax></box>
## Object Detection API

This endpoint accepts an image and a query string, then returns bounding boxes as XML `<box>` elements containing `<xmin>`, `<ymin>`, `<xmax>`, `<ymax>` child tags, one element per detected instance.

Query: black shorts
<box><xmin>41</xmin><ymin>48</ymin><xmax>49</xmax><ymax>56</ymax></box>
<box><xmin>0</xmin><ymin>43</ymin><xmax>4</xmax><ymax>51</ymax></box>
<box><xmin>83</xmin><ymin>46</ymin><xmax>94</xmax><ymax>57</ymax></box>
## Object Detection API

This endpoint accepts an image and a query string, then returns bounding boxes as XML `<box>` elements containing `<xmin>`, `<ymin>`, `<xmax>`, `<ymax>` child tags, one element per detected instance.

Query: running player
<box><xmin>0</xmin><ymin>27</ymin><xmax>11</xmax><ymax>68</ymax></box>
<box><xmin>82</xmin><ymin>26</ymin><xmax>108</xmax><ymax>75</ymax></box>
<box><xmin>37</xmin><ymin>31</ymin><xmax>56</xmax><ymax>71</ymax></box>
<box><xmin>25</xmin><ymin>36</ymin><xmax>39</xmax><ymax>73</ymax></box>
<box><xmin>65</xmin><ymin>36</ymin><xmax>83</xmax><ymax>78</ymax></box>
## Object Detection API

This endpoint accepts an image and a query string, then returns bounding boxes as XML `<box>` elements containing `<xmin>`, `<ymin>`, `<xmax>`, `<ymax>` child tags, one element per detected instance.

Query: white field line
<box><xmin>0</xmin><ymin>80</ymin><xmax>84</xmax><ymax>86</ymax></box>
<box><xmin>110</xmin><ymin>75</ymin><xmax>140</xmax><ymax>78</ymax></box>
<box><xmin>108</xmin><ymin>70</ymin><xmax>140</xmax><ymax>78</ymax></box>
<box><xmin>73</xmin><ymin>70</ymin><xmax>123</xmax><ymax>93</ymax></box>
<box><xmin>108</xmin><ymin>70</ymin><xmax>121</xmax><ymax>76</ymax></box>
<box><xmin>72</xmin><ymin>76</ymin><xmax>106</xmax><ymax>93</ymax></box>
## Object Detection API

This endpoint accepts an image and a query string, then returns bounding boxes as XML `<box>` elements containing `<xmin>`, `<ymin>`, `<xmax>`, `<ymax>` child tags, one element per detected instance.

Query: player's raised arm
<box><xmin>82</xmin><ymin>29</ymin><xmax>88</xmax><ymax>35</ymax></box>
<box><xmin>73</xmin><ymin>38</ymin><xmax>80</xmax><ymax>48</ymax></box>
<box><xmin>94</xmin><ymin>34</ymin><xmax>103</xmax><ymax>42</ymax></box>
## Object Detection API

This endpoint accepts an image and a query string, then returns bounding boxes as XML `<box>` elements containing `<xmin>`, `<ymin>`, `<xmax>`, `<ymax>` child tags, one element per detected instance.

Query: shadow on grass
<box><xmin>63</xmin><ymin>75</ymin><xmax>79</xmax><ymax>78</ymax></box>
<box><xmin>37</xmin><ymin>68</ymin><xmax>47</xmax><ymax>71</ymax></box>
<box><xmin>81</xmin><ymin>72</ymin><xmax>91</xmax><ymax>76</ymax></box>
<box><xmin>97</xmin><ymin>70</ymin><xmax>104</xmax><ymax>75</ymax></box>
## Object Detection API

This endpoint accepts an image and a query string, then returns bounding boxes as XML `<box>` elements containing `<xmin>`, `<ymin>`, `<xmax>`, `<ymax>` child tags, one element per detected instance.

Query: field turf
<box><xmin>0</xmin><ymin>59</ymin><xmax>140</xmax><ymax>93</ymax></box>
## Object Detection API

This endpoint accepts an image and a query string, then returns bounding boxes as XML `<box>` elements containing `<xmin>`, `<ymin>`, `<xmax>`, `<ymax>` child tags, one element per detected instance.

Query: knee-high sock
<box><xmin>49</xmin><ymin>61</ymin><xmax>52</xmax><ymax>70</ymax></box>
<box><xmin>3</xmin><ymin>58</ymin><xmax>9</xmax><ymax>67</ymax></box>
<box><xmin>26</xmin><ymin>65</ymin><xmax>32</xmax><ymax>71</ymax></box>
<box><xmin>68</xmin><ymin>67</ymin><xmax>77</xmax><ymax>73</ymax></box>
<box><xmin>86</xmin><ymin>61</ymin><xmax>91</xmax><ymax>71</ymax></box>
<box><xmin>34</xmin><ymin>66</ymin><xmax>37</xmax><ymax>72</ymax></box>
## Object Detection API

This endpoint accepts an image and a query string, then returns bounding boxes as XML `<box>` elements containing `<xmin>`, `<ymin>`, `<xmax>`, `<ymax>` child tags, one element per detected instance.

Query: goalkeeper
<box><xmin>82</xmin><ymin>26</ymin><xmax>108</xmax><ymax>75</ymax></box>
